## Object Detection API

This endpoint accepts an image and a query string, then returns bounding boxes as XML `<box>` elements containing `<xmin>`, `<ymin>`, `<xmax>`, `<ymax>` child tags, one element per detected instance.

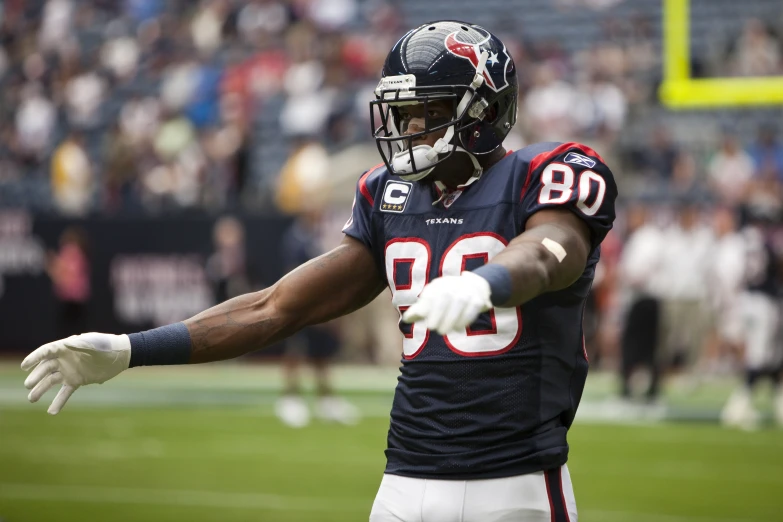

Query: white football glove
<box><xmin>402</xmin><ymin>271</ymin><xmax>492</xmax><ymax>335</ymax></box>
<box><xmin>21</xmin><ymin>332</ymin><xmax>131</xmax><ymax>415</ymax></box>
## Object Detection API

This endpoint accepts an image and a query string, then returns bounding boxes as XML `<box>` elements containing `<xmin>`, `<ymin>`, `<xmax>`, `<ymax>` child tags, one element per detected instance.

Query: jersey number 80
<box><xmin>385</xmin><ymin>233</ymin><xmax>522</xmax><ymax>359</ymax></box>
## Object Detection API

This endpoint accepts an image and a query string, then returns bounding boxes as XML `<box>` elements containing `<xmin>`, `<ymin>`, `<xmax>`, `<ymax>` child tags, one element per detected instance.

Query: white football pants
<box><xmin>369</xmin><ymin>465</ymin><xmax>577</xmax><ymax>522</ymax></box>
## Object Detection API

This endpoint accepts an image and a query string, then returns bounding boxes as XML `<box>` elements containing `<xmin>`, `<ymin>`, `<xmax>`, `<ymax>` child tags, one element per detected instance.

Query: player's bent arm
<box><xmin>401</xmin><ymin>208</ymin><xmax>591</xmax><ymax>335</ymax></box>
<box><xmin>21</xmin><ymin>236</ymin><xmax>385</xmax><ymax>414</ymax></box>
<box><xmin>186</xmin><ymin>236</ymin><xmax>386</xmax><ymax>363</ymax></box>
<box><xmin>488</xmin><ymin>208</ymin><xmax>591</xmax><ymax>307</ymax></box>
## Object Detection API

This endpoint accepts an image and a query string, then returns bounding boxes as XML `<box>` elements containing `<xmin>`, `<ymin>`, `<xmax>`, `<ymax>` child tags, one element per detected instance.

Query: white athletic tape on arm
<box><xmin>541</xmin><ymin>238</ymin><xmax>567</xmax><ymax>263</ymax></box>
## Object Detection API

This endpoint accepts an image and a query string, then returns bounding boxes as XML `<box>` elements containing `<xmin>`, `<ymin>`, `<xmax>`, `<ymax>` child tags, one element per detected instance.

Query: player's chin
<box><xmin>425</xmin><ymin>154</ymin><xmax>469</xmax><ymax>182</ymax></box>
<box><xmin>414</xmin><ymin>167</ymin><xmax>444</xmax><ymax>186</ymax></box>
<box><xmin>411</xmin><ymin>167</ymin><xmax>435</xmax><ymax>183</ymax></box>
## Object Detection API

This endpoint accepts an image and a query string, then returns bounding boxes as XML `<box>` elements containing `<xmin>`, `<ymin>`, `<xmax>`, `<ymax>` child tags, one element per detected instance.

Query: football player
<box><xmin>21</xmin><ymin>21</ymin><xmax>617</xmax><ymax>521</ymax></box>
<box><xmin>721</xmin><ymin>207</ymin><xmax>783</xmax><ymax>430</ymax></box>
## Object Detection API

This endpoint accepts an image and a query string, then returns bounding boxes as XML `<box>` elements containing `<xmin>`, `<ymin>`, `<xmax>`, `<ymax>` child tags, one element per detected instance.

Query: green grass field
<box><xmin>1</xmin><ymin>363</ymin><xmax>782</xmax><ymax>522</ymax></box>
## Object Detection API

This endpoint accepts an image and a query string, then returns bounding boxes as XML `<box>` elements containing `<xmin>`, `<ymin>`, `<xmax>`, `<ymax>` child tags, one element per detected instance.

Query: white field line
<box><xmin>0</xmin><ymin>483</ymin><xmax>757</xmax><ymax>522</ymax></box>
<box><xmin>0</xmin><ymin>388</ymin><xmax>725</xmax><ymax>424</ymax></box>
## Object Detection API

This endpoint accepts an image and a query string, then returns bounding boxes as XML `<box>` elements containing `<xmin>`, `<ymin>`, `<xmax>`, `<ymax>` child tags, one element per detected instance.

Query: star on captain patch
<box><xmin>487</xmin><ymin>51</ymin><xmax>499</xmax><ymax>66</ymax></box>
<box><xmin>380</xmin><ymin>180</ymin><xmax>412</xmax><ymax>213</ymax></box>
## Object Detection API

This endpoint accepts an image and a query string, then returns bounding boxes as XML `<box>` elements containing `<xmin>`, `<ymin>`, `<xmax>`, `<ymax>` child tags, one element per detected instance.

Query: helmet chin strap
<box><xmin>393</xmin><ymin>51</ymin><xmax>490</xmax><ymax>182</ymax></box>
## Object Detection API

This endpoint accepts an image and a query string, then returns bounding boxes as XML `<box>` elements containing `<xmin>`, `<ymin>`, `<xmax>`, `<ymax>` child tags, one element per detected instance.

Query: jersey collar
<box><xmin>431</xmin><ymin>150</ymin><xmax>514</xmax><ymax>207</ymax></box>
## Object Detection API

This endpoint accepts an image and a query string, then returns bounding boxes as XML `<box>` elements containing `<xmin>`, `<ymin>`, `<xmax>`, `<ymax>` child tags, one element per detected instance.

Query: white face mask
<box><xmin>391</xmin><ymin>145</ymin><xmax>438</xmax><ymax>181</ymax></box>
<box><xmin>391</xmin><ymin>141</ymin><xmax>483</xmax><ymax>182</ymax></box>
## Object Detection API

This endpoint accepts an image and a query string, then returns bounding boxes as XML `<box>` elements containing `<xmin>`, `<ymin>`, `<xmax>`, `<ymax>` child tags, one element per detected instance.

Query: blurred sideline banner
<box><xmin>0</xmin><ymin>210</ymin><xmax>293</xmax><ymax>353</ymax></box>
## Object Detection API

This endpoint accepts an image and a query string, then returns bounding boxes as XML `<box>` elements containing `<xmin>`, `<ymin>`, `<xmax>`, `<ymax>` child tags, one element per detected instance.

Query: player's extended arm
<box><xmin>186</xmin><ymin>236</ymin><xmax>386</xmax><ymax>363</ymax></box>
<box><xmin>402</xmin><ymin>208</ymin><xmax>591</xmax><ymax>334</ymax></box>
<box><xmin>21</xmin><ymin>236</ymin><xmax>386</xmax><ymax>414</ymax></box>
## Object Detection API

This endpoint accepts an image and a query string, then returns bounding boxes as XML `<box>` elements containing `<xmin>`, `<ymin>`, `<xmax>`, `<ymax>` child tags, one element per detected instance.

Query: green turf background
<box><xmin>1</xmin><ymin>363</ymin><xmax>781</xmax><ymax>522</ymax></box>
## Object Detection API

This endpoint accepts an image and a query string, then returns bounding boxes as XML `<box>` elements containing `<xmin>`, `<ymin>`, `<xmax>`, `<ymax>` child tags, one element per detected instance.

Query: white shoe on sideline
<box><xmin>315</xmin><ymin>396</ymin><xmax>360</xmax><ymax>425</ymax></box>
<box><xmin>275</xmin><ymin>395</ymin><xmax>310</xmax><ymax>428</ymax></box>
<box><xmin>720</xmin><ymin>388</ymin><xmax>760</xmax><ymax>431</ymax></box>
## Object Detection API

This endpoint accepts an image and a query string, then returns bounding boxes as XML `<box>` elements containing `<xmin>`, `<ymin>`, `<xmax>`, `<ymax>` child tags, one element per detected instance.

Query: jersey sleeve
<box><xmin>341</xmin><ymin>167</ymin><xmax>379</xmax><ymax>249</ymax></box>
<box><xmin>520</xmin><ymin>143</ymin><xmax>618</xmax><ymax>250</ymax></box>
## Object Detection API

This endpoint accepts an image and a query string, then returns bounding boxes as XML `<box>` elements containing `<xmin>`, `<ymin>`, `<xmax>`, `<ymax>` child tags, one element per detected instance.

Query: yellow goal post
<box><xmin>659</xmin><ymin>0</ymin><xmax>783</xmax><ymax>108</ymax></box>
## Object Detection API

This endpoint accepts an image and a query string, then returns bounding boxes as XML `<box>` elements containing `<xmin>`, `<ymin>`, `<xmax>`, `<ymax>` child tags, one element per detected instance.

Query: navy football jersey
<box><xmin>743</xmin><ymin>226</ymin><xmax>778</xmax><ymax>297</ymax></box>
<box><xmin>343</xmin><ymin>142</ymin><xmax>617</xmax><ymax>479</ymax></box>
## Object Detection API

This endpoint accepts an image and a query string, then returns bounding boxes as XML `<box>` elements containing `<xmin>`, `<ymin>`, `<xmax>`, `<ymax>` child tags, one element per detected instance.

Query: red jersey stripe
<box><xmin>359</xmin><ymin>163</ymin><xmax>384</xmax><ymax>206</ymax></box>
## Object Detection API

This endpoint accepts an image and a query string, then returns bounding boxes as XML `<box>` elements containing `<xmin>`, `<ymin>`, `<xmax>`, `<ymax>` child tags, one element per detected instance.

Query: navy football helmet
<box><xmin>371</xmin><ymin>21</ymin><xmax>518</xmax><ymax>181</ymax></box>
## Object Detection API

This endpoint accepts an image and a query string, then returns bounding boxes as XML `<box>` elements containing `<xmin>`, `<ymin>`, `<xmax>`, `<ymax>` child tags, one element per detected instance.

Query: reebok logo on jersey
<box><xmin>381</xmin><ymin>181</ymin><xmax>412</xmax><ymax>213</ymax></box>
<box><xmin>425</xmin><ymin>218</ymin><xmax>464</xmax><ymax>225</ymax></box>
<box><xmin>564</xmin><ymin>152</ymin><xmax>596</xmax><ymax>168</ymax></box>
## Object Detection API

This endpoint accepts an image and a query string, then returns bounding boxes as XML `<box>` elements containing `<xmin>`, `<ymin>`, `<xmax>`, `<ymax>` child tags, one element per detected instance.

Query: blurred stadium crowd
<box><xmin>1</xmin><ymin>0</ymin><xmax>782</xmax><ymax>214</ymax></box>
<box><xmin>2</xmin><ymin>0</ymin><xmax>783</xmax><ymax>420</ymax></box>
